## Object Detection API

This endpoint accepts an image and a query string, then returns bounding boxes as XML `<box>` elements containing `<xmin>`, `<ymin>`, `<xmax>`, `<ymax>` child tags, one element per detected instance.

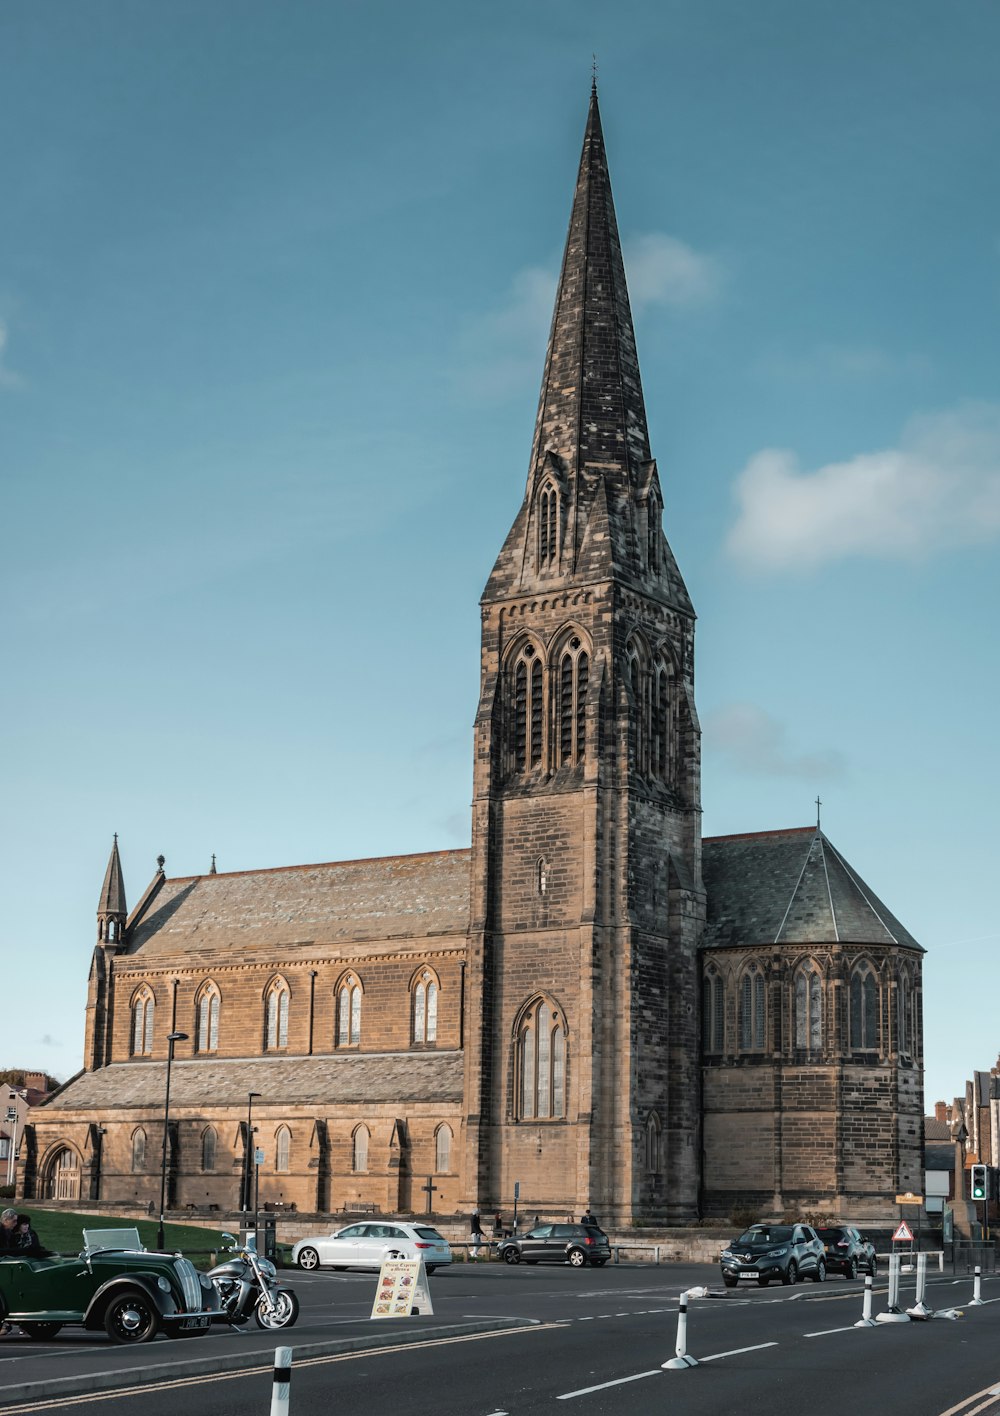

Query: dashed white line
<box><xmin>557</xmin><ymin>1369</ymin><xmax>662</xmax><ymax>1399</ymax></box>
<box><xmin>699</xmin><ymin>1341</ymin><xmax>779</xmax><ymax>1362</ymax></box>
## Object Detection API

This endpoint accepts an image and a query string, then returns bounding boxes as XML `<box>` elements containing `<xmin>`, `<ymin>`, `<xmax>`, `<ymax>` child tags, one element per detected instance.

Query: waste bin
<box><xmin>239</xmin><ymin>1214</ymin><xmax>277</xmax><ymax>1261</ymax></box>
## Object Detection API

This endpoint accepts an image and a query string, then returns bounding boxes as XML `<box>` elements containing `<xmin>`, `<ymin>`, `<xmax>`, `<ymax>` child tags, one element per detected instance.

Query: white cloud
<box><xmin>623</xmin><ymin>232</ymin><xmax>724</xmax><ymax>311</ymax></box>
<box><xmin>754</xmin><ymin>342</ymin><xmax>932</xmax><ymax>383</ymax></box>
<box><xmin>459</xmin><ymin>266</ymin><xmax>557</xmax><ymax>400</ymax></box>
<box><xmin>726</xmin><ymin>401</ymin><xmax>1000</xmax><ymax>572</ymax></box>
<box><xmin>705</xmin><ymin>702</ymin><xmax>847</xmax><ymax>780</ymax></box>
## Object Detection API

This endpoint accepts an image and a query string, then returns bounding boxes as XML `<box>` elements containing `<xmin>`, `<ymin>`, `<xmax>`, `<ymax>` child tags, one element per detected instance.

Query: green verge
<box><xmin>17</xmin><ymin>1209</ymin><xmax>232</xmax><ymax>1270</ymax></box>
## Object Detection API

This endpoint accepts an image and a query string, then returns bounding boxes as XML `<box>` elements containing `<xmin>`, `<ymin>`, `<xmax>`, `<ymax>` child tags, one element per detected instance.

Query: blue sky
<box><xmin>2</xmin><ymin>0</ymin><xmax>998</xmax><ymax>1115</ymax></box>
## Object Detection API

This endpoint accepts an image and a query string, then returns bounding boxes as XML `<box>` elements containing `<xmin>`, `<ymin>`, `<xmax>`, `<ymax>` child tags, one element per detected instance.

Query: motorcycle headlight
<box><xmin>258</xmin><ymin>1259</ymin><xmax>277</xmax><ymax>1278</ymax></box>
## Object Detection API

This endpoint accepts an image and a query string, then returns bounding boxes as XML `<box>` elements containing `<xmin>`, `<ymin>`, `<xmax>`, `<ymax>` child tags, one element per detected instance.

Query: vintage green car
<box><xmin>0</xmin><ymin>1228</ymin><xmax>220</xmax><ymax>1344</ymax></box>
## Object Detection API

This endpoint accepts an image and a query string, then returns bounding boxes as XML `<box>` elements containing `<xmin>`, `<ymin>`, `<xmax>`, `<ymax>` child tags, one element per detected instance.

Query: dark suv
<box><xmin>497</xmin><ymin>1223</ymin><xmax>611</xmax><ymax>1268</ymax></box>
<box><xmin>720</xmin><ymin>1223</ymin><xmax>826</xmax><ymax>1288</ymax></box>
<box><xmin>816</xmin><ymin>1226</ymin><xmax>877</xmax><ymax>1279</ymax></box>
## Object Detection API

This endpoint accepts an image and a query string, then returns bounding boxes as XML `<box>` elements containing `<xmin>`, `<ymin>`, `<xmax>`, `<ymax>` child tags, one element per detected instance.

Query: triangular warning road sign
<box><xmin>892</xmin><ymin>1221</ymin><xmax>913</xmax><ymax>1242</ymax></box>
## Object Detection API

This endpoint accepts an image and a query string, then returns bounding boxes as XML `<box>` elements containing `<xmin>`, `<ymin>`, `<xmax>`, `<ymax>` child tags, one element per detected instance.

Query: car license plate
<box><xmin>739</xmin><ymin>1270</ymin><xmax>758</xmax><ymax>1278</ymax></box>
<box><xmin>181</xmin><ymin>1316</ymin><xmax>210</xmax><ymax>1330</ymax></box>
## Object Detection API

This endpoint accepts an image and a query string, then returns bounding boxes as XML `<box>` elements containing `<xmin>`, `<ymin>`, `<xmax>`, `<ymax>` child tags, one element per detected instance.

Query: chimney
<box><xmin>934</xmin><ymin>1101</ymin><xmax>950</xmax><ymax>1123</ymax></box>
<box><xmin>24</xmin><ymin>1071</ymin><xmax>47</xmax><ymax>1093</ymax></box>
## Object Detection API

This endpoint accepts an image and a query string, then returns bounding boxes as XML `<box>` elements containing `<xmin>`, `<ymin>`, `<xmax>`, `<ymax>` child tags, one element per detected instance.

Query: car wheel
<box><xmin>503</xmin><ymin>1248</ymin><xmax>520</xmax><ymax>1265</ymax></box>
<box><xmin>104</xmin><ymin>1291</ymin><xmax>160</xmax><ymax>1345</ymax></box>
<box><xmin>567</xmin><ymin>1247</ymin><xmax>588</xmax><ymax>1268</ymax></box>
<box><xmin>812</xmin><ymin>1259</ymin><xmax>826</xmax><ymax>1284</ymax></box>
<box><xmin>254</xmin><ymin>1289</ymin><xmax>300</xmax><ymax>1330</ymax></box>
<box><xmin>297</xmin><ymin>1247</ymin><xmax>320</xmax><ymax>1271</ymax></box>
<box><xmin>846</xmin><ymin>1258</ymin><xmax>857</xmax><ymax>1281</ymax></box>
<box><xmin>18</xmin><ymin>1322</ymin><xmax>63</xmax><ymax>1340</ymax></box>
<box><xmin>869</xmin><ymin>1256</ymin><xmax>877</xmax><ymax>1277</ymax></box>
<box><xmin>782</xmin><ymin>1261</ymin><xmax>797</xmax><ymax>1286</ymax></box>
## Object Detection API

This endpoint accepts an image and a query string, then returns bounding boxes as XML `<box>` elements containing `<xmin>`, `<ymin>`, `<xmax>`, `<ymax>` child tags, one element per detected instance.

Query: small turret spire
<box><xmin>97</xmin><ymin>835</ymin><xmax>127</xmax><ymax>944</ymax></box>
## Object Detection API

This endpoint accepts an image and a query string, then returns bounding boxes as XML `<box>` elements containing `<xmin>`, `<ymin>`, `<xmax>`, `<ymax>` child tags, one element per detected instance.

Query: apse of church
<box><xmin>25</xmin><ymin>87</ymin><xmax>923</xmax><ymax>1224</ymax></box>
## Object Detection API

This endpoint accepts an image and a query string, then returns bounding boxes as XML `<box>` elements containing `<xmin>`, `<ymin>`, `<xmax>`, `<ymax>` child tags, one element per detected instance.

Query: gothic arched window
<box><xmin>515</xmin><ymin>997</ymin><xmax>567</xmax><ymax>1120</ymax></box>
<box><xmin>537</xmin><ymin>482</ymin><xmax>559</xmax><ymax>569</ymax></box>
<box><xmin>645</xmin><ymin>1112</ymin><xmax>661</xmax><ymax>1174</ymax></box>
<box><xmin>739</xmin><ymin>963</ymin><xmax>766</xmax><ymax>1051</ymax></box>
<box><xmin>352</xmin><ymin>1124</ymin><xmax>369</xmax><ymax>1173</ymax></box>
<box><xmin>508</xmin><ymin>642</ymin><xmax>544</xmax><ymax>774</ymax></box>
<box><xmin>557</xmin><ymin>635</ymin><xmax>589</xmax><ymax>766</ymax></box>
<box><xmin>650</xmin><ymin>654</ymin><xmax>675</xmax><ymax>782</ymax></box>
<box><xmin>795</xmin><ymin>966</ymin><xmax>823</xmax><ymax>1051</ymax></box>
<box><xmin>412</xmin><ymin>969</ymin><xmax>439</xmax><ymax>1045</ymax></box>
<box><xmin>275</xmin><ymin>1125</ymin><xmax>291</xmax><ymax>1173</ymax></box>
<box><xmin>265</xmin><ymin>978</ymin><xmax>290</xmax><ymax>1051</ymax></box>
<box><xmin>626</xmin><ymin>638</ymin><xmax>650</xmax><ymax>775</ymax></box>
<box><xmin>337</xmin><ymin>975</ymin><xmax>363</xmax><ymax>1047</ymax></box>
<box><xmin>196</xmin><ymin>982</ymin><xmax>220</xmax><ymax>1053</ymax></box>
<box><xmin>647</xmin><ymin>494</ymin><xmax>661</xmax><ymax>573</ymax></box>
<box><xmin>435</xmin><ymin>1123</ymin><xmax>452</xmax><ymax>1173</ymax></box>
<box><xmin>702</xmin><ymin>967</ymin><xmax>725</xmax><ymax>1053</ymax></box>
<box><xmin>850</xmin><ymin>963</ymin><xmax>878</xmax><ymax>1050</ymax></box>
<box><xmin>131</xmin><ymin>1127</ymin><xmax>146</xmax><ymax>1172</ymax></box>
<box><xmin>132</xmin><ymin>987</ymin><xmax>155</xmax><ymax>1057</ymax></box>
<box><xmin>201</xmin><ymin>1126</ymin><xmax>217</xmax><ymax>1173</ymax></box>
<box><xmin>897</xmin><ymin>969</ymin><xmax>911</xmax><ymax>1055</ymax></box>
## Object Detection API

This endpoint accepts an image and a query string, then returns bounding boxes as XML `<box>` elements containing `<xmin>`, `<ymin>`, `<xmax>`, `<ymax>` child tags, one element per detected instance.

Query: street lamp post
<box><xmin>157</xmin><ymin>1031</ymin><xmax>188</xmax><ymax>1251</ymax></box>
<box><xmin>243</xmin><ymin>1092</ymin><xmax>262</xmax><ymax>1214</ymax></box>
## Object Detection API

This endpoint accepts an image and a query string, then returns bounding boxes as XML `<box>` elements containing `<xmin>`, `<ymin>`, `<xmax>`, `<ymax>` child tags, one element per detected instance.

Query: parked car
<box><xmin>719</xmin><ymin>1223</ymin><xmax>827</xmax><ymax>1287</ymax></box>
<box><xmin>497</xmin><ymin>1223</ymin><xmax>611</xmax><ymax>1268</ymax></box>
<box><xmin>815</xmin><ymin>1225</ymin><xmax>877</xmax><ymax>1279</ymax></box>
<box><xmin>292</xmin><ymin>1221</ymin><xmax>452</xmax><ymax>1274</ymax></box>
<box><xmin>0</xmin><ymin>1228</ymin><xmax>219</xmax><ymax>1344</ymax></box>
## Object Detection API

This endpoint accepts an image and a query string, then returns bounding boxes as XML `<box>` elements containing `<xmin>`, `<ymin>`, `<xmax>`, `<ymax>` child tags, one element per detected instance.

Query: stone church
<box><xmin>26</xmin><ymin>88</ymin><xmax>924</xmax><ymax>1225</ymax></box>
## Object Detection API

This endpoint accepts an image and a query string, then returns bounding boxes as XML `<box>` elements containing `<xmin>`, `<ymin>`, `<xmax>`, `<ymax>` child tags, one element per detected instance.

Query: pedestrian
<box><xmin>581</xmin><ymin>1207</ymin><xmax>597</xmax><ymax>1227</ymax></box>
<box><xmin>470</xmin><ymin>1208</ymin><xmax>484</xmax><ymax>1260</ymax></box>
<box><xmin>0</xmin><ymin>1209</ymin><xmax>18</xmax><ymax>1256</ymax></box>
<box><xmin>492</xmin><ymin>1210</ymin><xmax>503</xmax><ymax>1242</ymax></box>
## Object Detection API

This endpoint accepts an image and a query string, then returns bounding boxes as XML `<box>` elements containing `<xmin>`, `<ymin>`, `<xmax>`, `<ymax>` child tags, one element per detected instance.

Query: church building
<box><xmin>26</xmin><ymin>87</ymin><xmax>924</xmax><ymax>1225</ymax></box>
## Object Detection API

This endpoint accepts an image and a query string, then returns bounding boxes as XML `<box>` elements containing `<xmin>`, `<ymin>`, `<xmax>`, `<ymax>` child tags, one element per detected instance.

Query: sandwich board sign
<box><xmin>370</xmin><ymin>1257</ymin><xmax>434</xmax><ymax>1319</ymax></box>
<box><xmin>892</xmin><ymin>1221</ymin><xmax>914</xmax><ymax>1243</ymax></box>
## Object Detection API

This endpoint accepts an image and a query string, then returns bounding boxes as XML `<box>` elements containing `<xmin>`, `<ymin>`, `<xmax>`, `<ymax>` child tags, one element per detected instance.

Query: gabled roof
<box><xmin>124</xmin><ymin>849</ymin><xmax>472</xmax><ymax>963</ymax></box>
<box><xmin>701</xmin><ymin>827</ymin><xmax>922</xmax><ymax>953</ymax></box>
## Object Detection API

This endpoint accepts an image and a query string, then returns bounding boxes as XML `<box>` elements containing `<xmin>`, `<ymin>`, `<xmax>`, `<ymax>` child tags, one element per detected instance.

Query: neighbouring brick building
<box><xmin>24</xmin><ymin>86</ymin><xmax>924</xmax><ymax>1224</ymax></box>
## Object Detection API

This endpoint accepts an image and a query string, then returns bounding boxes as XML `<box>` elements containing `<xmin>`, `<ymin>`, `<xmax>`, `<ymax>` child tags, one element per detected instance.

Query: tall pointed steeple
<box><xmin>97</xmin><ymin>835</ymin><xmax>127</xmax><ymax>945</ymax></box>
<box><xmin>485</xmin><ymin>85</ymin><xmax>691</xmax><ymax>612</ymax></box>
<box><xmin>529</xmin><ymin>82</ymin><xmax>650</xmax><ymax>490</ymax></box>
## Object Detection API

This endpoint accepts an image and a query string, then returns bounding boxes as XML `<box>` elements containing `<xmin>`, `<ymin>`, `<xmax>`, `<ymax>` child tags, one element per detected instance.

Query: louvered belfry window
<box><xmin>538</xmin><ymin>483</ymin><xmax>558</xmax><ymax>569</ymax></box>
<box><xmin>557</xmin><ymin>638</ymin><xmax>589</xmax><ymax>766</ymax></box>
<box><xmin>510</xmin><ymin>644</ymin><xmax>543</xmax><ymax>773</ymax></box>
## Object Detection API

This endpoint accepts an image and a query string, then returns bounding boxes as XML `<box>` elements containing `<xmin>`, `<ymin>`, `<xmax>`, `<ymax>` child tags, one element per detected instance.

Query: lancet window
<box><xmin>739</xmin><ymin>963</ymin><xmax>766</xmax><ymax>1051</ymax></box>
<box><xmin>337</xmin><ymin>975</ymin><xmax>363</xmax><ymax>1047</ymax></box>
<box><xmin>131</xmin><ymin>987</ymin><xmax>155</xmax><ymax>1057</ymax></box>
<box><xmin>515</xmin><ymin>997</ymin><xmax>567</xmax><ymax>1121</ymax></box>
<box><xmin>435</xmin><ymin>1124</ymin><xmax>452</xmax><ymax>1173</ymax></box>
<box><xmin>850</xmin><ymin>963</ymin><xmax>878</xmax><ymax>1050</ymax></box>
<box><xmin>412</xmin><ymin>969</ymin><xmax>438</xmax><ymax>1045</ymax></box>
<box><xmin>557</xmin><ymin>637</ymin><xmax>589</xmax><ymax>766</ymax></box>
<box><xmin>794</xmin><ymin>966</ymin><xmax>823</xmax><ymax>1052</ymax></box>
<box><xmin>265</xmin><ymin>978</ymin><xmax>290</xmax><ymax>1050</ymax></box>
<box><xmin>201</xmin><ymin>1127</ymin><xmax>217</xmax><ymax>1173</ymax></box>
<box><xmin>645</xmin><ymin>1113</ymin><xmax>661</xmax><ymax>1174</ymax></box>
<box><xmin>508</xmin><ymin>642</ymin><xmax>543</xmax><ymax>774</ymax></box>
<box><xmin>702</xmin><ymin>967</ymin><xmax>725</xmax><ymax>1053</ymax></box>
<box><xmin>352</xmin><ymin>1124</ymin><xmax>369</xmax><ymax>1173</ymax></box>
<box><xmin>196</xmin><ymin>982</ymin><xmax>221</xmax><ymax>1053</ymax></box>
<box><xmin>537</xmin><ymin>482</ymin><xmax>559</xmax><ymax>569</ymax></box>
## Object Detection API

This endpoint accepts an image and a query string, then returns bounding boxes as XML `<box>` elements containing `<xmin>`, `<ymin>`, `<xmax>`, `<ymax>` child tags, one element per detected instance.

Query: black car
<box><xmin>815</xmin><ymin>1225</ymin><xmax>877</xmax><ymax>1279</ymax></box>
<box><xmin>719</xmin><ymin>1223</ymin><xmax>826</xmax><ymax>1288</ymax></box>
<box><xmin>497</xmin><ymin>1223</ymin><xmax>611</xmax><ymax>1268</ymax></box>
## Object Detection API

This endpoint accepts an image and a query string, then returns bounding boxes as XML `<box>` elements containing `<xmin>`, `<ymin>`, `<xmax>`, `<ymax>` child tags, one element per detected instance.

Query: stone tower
<box><xmin>85</xmin><ymin>835</ymin><xmax>128</xmax><ymax>1070</ymax></box>
<box><xmin>464</xmin><ymin>86</ymin><xmax>704</xmax><ymax>1224</ymax></box>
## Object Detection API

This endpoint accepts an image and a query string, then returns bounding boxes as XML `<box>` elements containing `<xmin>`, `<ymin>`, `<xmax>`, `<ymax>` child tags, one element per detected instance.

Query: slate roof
<box><xmin>125</xmin><ymin>849</ymin><xmax>472</xmax><ymax>962</ymax></box>
<box><xmin>39</xmin><ymin>1052</ymin><xmax>465</xmax><ymax>1111</ymax></box>
<box><xmin>701</xmin><ymin>827</ymin><xmax>922</xmax><ymax>952</ymax></box>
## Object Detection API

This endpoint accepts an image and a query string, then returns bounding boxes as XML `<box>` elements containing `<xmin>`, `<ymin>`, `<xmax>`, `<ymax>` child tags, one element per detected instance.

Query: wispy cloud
<box><xmin>0</xmin><ymin>321</ymin><xmax>23</xmax><ymax>390</ymax></box>
<box><xmin>458</xmin><ymin>266</ymin><xmax>557</xmax><ymax>400</ymax></box>
<box><xmin>623</xmin><ymin>232</ymin><xmax>725</xmax><ymax>311</ymax></box>
<box><xmin>726</xmin><ymin>401</ymin><xmax>1000</xmax><ymax>572</ymax></box>
<box><xmin>705</xmin><ymin>702</ymin><xmax>847</xmax><ymax>780</ymax></box>
<box><xmin>754</xmin><ymin>342</ymin><xmax>932</xmax><ymax>383</ymax></box>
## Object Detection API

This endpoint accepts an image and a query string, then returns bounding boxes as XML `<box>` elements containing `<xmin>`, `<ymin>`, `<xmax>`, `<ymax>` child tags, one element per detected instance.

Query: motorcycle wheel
<box><xmin>254</xmin><ymin>1289</ymin><xmax>300</xmax><ymax>1330</ymax></box>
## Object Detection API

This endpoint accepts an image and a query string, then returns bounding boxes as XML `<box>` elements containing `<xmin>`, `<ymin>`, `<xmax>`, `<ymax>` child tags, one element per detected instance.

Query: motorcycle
<box><xmin>207</xmin><ymin>1233</ymin><xmax>300</xmax><ymax>1330</ymax></box>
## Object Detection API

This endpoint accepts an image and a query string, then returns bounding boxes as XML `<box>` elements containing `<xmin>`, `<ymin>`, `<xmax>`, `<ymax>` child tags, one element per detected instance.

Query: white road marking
<box><xmin>557</xmin><ymin>1369</ymin><xmax>662</xmax><ymax>1399</ymax></box>
<box><xmin>699</xmin><ymin>1341</ymin><xmax>779</xmax><ymax>1362</ymax></box>
<box><xmin>804</xmin><ymin>1325</ymin><xmax>863</xmax><ymax>1337</ymax></box>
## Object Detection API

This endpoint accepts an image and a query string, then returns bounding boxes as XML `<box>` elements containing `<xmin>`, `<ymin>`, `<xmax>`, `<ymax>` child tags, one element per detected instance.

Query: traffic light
<box><xmin>971</xmin><ymin>1163</ymin><xmax>988</xmax><ymax>1200</ymax></box>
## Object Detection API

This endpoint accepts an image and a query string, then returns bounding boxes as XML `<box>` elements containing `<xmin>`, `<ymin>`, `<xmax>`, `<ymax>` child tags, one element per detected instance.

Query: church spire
<box><xmin>528</xmin><ymin>84</ymin><xmax>650</xmax><ymax>493</ymax></box>
<box><xmin>97</xmin><ymin>834</ymin><xmax>127</xmax><ymax>945</ymax></box>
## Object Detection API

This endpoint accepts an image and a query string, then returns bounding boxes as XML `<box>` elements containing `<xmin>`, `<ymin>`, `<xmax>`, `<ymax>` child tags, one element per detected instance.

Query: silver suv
<box><xmin>720</xmin><ymin>1222</ymin><xmax>826</xmax><ymax>1288</ymax></box>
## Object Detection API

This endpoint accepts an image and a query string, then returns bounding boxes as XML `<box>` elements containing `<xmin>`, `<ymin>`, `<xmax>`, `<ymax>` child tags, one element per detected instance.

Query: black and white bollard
<box><xmin>906</xmin><ymin>1253</ymin><xmax>933</xmax><ymax>1319</ymax></box>
<box><xmin>970</xmin><ymin>1264</ymin><xmax>985</xmax><ymax>1306</ymax></box>
<box><xmin>662</xmin><ymin>1291</ymin><xmax>699</xmax><ymax>1370</ymax></box>
<box><xmin>270</xmin><ymin>1346</ymin><xmax>292</xmax><ymax>1416</ymax></box>
<box><xmin>854</xmin><ymin>1272</ymin><xmax>876</xmax><ymax>1327</ymax></box>
<box><xmin>876</xmin><ymin>1252</ymin><xmax>910</xmax><ymax>1323</ymax></box>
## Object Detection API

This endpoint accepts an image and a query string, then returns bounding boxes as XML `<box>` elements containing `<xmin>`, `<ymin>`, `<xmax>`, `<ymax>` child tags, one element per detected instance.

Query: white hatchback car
<box><xmin>292</xmin><ymin>1221</ymin><xmax>452</xmax><ymax>1274</ymax></box>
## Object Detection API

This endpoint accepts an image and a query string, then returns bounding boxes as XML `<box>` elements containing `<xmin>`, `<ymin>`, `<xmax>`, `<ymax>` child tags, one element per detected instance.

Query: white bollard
<box><xmin>662</xmin><ymin>1292</ymin><xmax>700</xmax><ymax>1370</ymax></box>
<box><xmin>854</xmin><ymin>1272</ymin><xmax>876</xmax><ymax>1327</ymax></box>
<box><xmin>270</xmin><ymin>1346</ymin><xmax>292</xmax><ymax>1416</ymax></box>
<box><xmin>970</xmin><ymin>1264</ymin><xmax>985</xmax><ymax>1306</ymax></box>
<box><xmin>876</xmin><ymin>1252</ymin><xmax>910</xmax><ymax>1323</ymax></box>
<box><xmin>906</xmin><ymin>1252</ymin><xmax>933</xmax><ymax>1319</ymax></box>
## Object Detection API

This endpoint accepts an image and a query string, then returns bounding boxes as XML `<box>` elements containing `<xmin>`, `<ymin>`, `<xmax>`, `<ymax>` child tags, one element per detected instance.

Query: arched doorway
<box><xmin>46</xmin><ymin>1146</ymin><xmax>81</xmax><ymax>1201</ymax></box>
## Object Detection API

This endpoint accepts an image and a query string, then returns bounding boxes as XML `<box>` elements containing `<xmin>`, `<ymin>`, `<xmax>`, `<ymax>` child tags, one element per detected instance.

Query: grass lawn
<box><xmin>20</xmin><ymin>1210</ymin><xmax>232</xmax><ymax>1267</ymax></box>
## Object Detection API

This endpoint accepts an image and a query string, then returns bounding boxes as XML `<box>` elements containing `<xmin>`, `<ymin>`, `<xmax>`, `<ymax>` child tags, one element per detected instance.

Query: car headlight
<box><xmin>720</xmin><ymin>1250</ymin><xmax>733</xmax><ymax>1259</ymax></box>
<box><xmin>157</xmin><ymin>1276</ymin><xmax>172</xmax><ymax>1292</ymax></box>
<box><xmin>764</xmin><ymin>1247</ymin><xmax>789</xmax><ymax>1258</ymax></box>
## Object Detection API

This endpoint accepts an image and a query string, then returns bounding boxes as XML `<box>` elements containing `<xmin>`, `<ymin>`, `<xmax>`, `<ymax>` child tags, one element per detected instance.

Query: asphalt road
<box><xmin>2</xmin><ymin>1260</ymin><xmax>999</xmax><ymax>1415</ymax></box>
